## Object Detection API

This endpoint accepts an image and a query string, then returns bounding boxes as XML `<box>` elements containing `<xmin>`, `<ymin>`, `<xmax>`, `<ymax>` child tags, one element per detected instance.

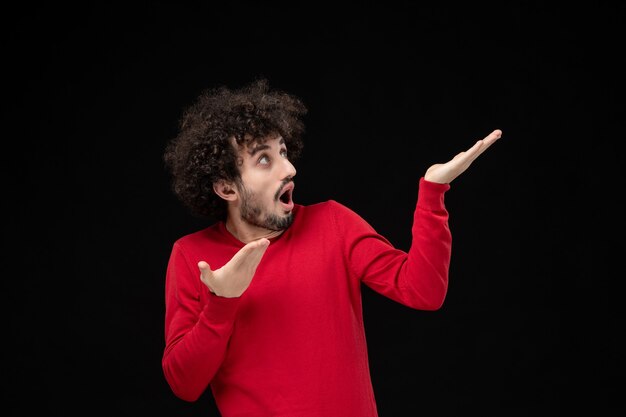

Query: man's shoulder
<box><xmin>298</xmin><ymin>199</ymin><xmax>349</xmax><ymax>211</ymax></box>
<box><xmin>296</xmin><ymin>199</ymin><xmax>350</xmax><ymax>217</ymax></box>
<box><xmin>295</xmin><ymin>200</ymin><xmax>361</xmax><ymax>225</ymax></box>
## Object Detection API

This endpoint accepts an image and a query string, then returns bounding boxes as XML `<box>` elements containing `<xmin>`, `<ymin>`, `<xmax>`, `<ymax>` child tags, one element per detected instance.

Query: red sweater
<box><xmin>162</xmin><ymin>178</ymin><xmax>452</xmax><ymax>417</ymax></box>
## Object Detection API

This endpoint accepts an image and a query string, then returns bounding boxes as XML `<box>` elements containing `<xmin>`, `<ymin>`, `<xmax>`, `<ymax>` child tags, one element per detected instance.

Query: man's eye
<box><xmin>280</xmin><ymin>150</ymin><xmax>288</xmax><ymax>158</ymax></box>
<box><xmin>259</xmin><ymin>155</ymin><xmax>270</xmax><ymax>165</ymax></box>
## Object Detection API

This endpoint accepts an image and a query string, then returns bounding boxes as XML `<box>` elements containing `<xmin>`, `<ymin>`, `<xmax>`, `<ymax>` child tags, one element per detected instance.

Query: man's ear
<box><xmin>213</xmin><ymin>180</ymin><xmax>238</xmax><ymax>201</ymax></box>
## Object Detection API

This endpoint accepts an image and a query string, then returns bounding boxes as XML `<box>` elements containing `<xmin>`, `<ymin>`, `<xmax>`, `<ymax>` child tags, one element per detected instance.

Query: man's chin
<box><xmin>274</xmin><ymin>212</ymin><xmax>294</xmax><ymax>230</ymax></box>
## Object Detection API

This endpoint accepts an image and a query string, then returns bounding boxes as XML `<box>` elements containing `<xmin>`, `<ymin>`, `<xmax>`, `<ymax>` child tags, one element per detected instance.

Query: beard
<box><xmin>238</xmin><ymin>182</ymin><xmax>294</xmax><ymax>231</ymax></box>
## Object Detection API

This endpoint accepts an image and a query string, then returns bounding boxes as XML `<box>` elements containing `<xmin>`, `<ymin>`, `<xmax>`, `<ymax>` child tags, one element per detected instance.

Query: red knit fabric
<box><xmin>162</xmin><ymin>178</ymin><xmax>452</xmax><ymax>417</ymax></box>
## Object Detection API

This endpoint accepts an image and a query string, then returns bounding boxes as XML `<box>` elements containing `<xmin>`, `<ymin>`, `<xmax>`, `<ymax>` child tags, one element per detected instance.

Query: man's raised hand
<box><xmin>424</xmin><ymin>129</ymin><xmax>502</xmax><ymax>184</ymax></box>
<box><xmin>198</xmin><ymin>238</ymin><xmax>270</xmax><ymax>298</ymax></box>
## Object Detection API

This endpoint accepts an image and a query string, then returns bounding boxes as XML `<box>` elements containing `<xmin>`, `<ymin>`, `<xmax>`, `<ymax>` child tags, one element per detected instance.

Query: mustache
<box><xmin>274</xmin><ymin>177</ymin><xmax>294</xmax><ymax>201</ymax></box>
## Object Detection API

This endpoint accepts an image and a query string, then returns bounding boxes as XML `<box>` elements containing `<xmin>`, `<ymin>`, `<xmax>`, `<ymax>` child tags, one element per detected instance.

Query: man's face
<box><xmin>234</xmin><ymin>134</ymin><xmax>297</xmax><ymax>231</ymax></box>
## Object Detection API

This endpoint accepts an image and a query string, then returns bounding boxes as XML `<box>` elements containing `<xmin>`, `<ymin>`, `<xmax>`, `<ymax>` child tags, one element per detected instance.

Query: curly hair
<box><xmin>163</xmin><ymin>79</ymin><xmax>308</xmax><ymax>220</ymax></box>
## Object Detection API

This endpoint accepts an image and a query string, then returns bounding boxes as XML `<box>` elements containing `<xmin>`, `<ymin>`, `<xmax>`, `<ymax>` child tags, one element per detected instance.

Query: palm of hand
<box><xmin>424</xmin><ymin>129</ymin><xmax>502</xmax><ymax>184</ymax></box>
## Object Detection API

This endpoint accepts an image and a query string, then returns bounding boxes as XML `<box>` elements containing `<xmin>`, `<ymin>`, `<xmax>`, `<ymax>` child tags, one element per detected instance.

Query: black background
<box><xmin>4</xmin><ymin>3</ymin><xmax>622</xmax><ymax>416</ymax></box>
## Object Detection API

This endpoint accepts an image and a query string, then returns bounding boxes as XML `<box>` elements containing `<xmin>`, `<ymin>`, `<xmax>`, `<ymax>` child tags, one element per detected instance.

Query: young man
<box><xmin>162</xmin><ymin>79</ymin><xmax>501</xmax><ymax>416</ymax></box>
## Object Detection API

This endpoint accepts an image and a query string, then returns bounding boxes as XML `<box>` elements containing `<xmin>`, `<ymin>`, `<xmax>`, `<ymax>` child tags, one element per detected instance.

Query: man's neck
<box><xmin>224</xmin><ymin>217</ymin><xmax>284</xmax><ymax>244</ymax></box>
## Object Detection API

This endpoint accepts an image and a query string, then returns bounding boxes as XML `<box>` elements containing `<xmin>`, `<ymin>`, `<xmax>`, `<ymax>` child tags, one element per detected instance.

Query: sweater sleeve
<box><xmin>162</xmin><ymin>241</ymin><xmax>241</xmax><ymax>401</ymax></box>
<box><xmin>334</xmin><ymin>177</ymin><xmax>452</xmax><ymax>310</ymax></box>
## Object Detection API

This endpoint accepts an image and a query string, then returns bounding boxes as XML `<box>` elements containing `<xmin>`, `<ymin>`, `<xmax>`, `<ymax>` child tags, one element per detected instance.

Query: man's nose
<box><xmin>283</xmin><ymin>158</ymin><xmax>296</xmax><ymax>179</ymax></box>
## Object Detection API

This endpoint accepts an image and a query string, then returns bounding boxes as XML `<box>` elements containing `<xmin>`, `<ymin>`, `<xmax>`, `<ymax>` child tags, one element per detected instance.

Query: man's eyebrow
<box><xmin>247</xmin><ymin>137</ymin><xmax>286</xmax><ymax>156</ymax></box>
<box><xmin>248</xmin><ymin>144</ymin><xmax>270</xmax><ymax>156</ymax></box>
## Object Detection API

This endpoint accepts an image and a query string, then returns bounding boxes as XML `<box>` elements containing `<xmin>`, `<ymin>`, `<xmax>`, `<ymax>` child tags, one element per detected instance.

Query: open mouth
<box><xmin>277</xmin><ymin>183</ymin><xmax>294</xmax><ymax>210</ymax></box>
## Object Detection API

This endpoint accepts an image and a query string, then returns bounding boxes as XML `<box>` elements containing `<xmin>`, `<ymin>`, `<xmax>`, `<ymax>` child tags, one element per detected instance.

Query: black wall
<box><xmin>4</xmin><ymin>3</ymin><xmax>622</xmax><ymax>416</ymax></box>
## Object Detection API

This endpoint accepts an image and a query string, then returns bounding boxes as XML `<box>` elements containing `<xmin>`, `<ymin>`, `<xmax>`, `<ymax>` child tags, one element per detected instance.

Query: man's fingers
<box><xmin>463</xmin><ymin>129</ymin><xmax>502</xmax><ymax>163</ymax></box>
<box><xmin>198</xmin><ymin>261</ymin><xmax>214</xmax><ymax>280</ymax></box>
<box><xmin>451</xmin><ymin>140</ymin><xmax>483</xmax><ymax>167</ymax></box>
<box><xmin>246</xmin><ymin>238</ymin><xmax>270</xmax><ymax>266</ymax></box>
<box><xmin>425</xmin><ymin>128</ymin><xmax>502</xmax><ymax>184</ymax></box>
<box><xmin>486</xmin><ymin>129</ymin><xmax>503</xmax><ymax>141</ymax></box>
<box><xmin>476</xmin><ymin>129</ymin><xmax>502</xmax><ymax>154</ymax></box>
<box><xmin>479</xmin><ymin>129</ymin><xmax>501</xmax><ymax>147</ymax></box>
<box><xmin>198</xmin><ymin>261</ymin><xmax>211</xmax><ymax>272</ymax></box>
<box><xmin>230</xmin><ymin>238</ymin><xmax>270</xmax><ymax>267</ymax></box>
